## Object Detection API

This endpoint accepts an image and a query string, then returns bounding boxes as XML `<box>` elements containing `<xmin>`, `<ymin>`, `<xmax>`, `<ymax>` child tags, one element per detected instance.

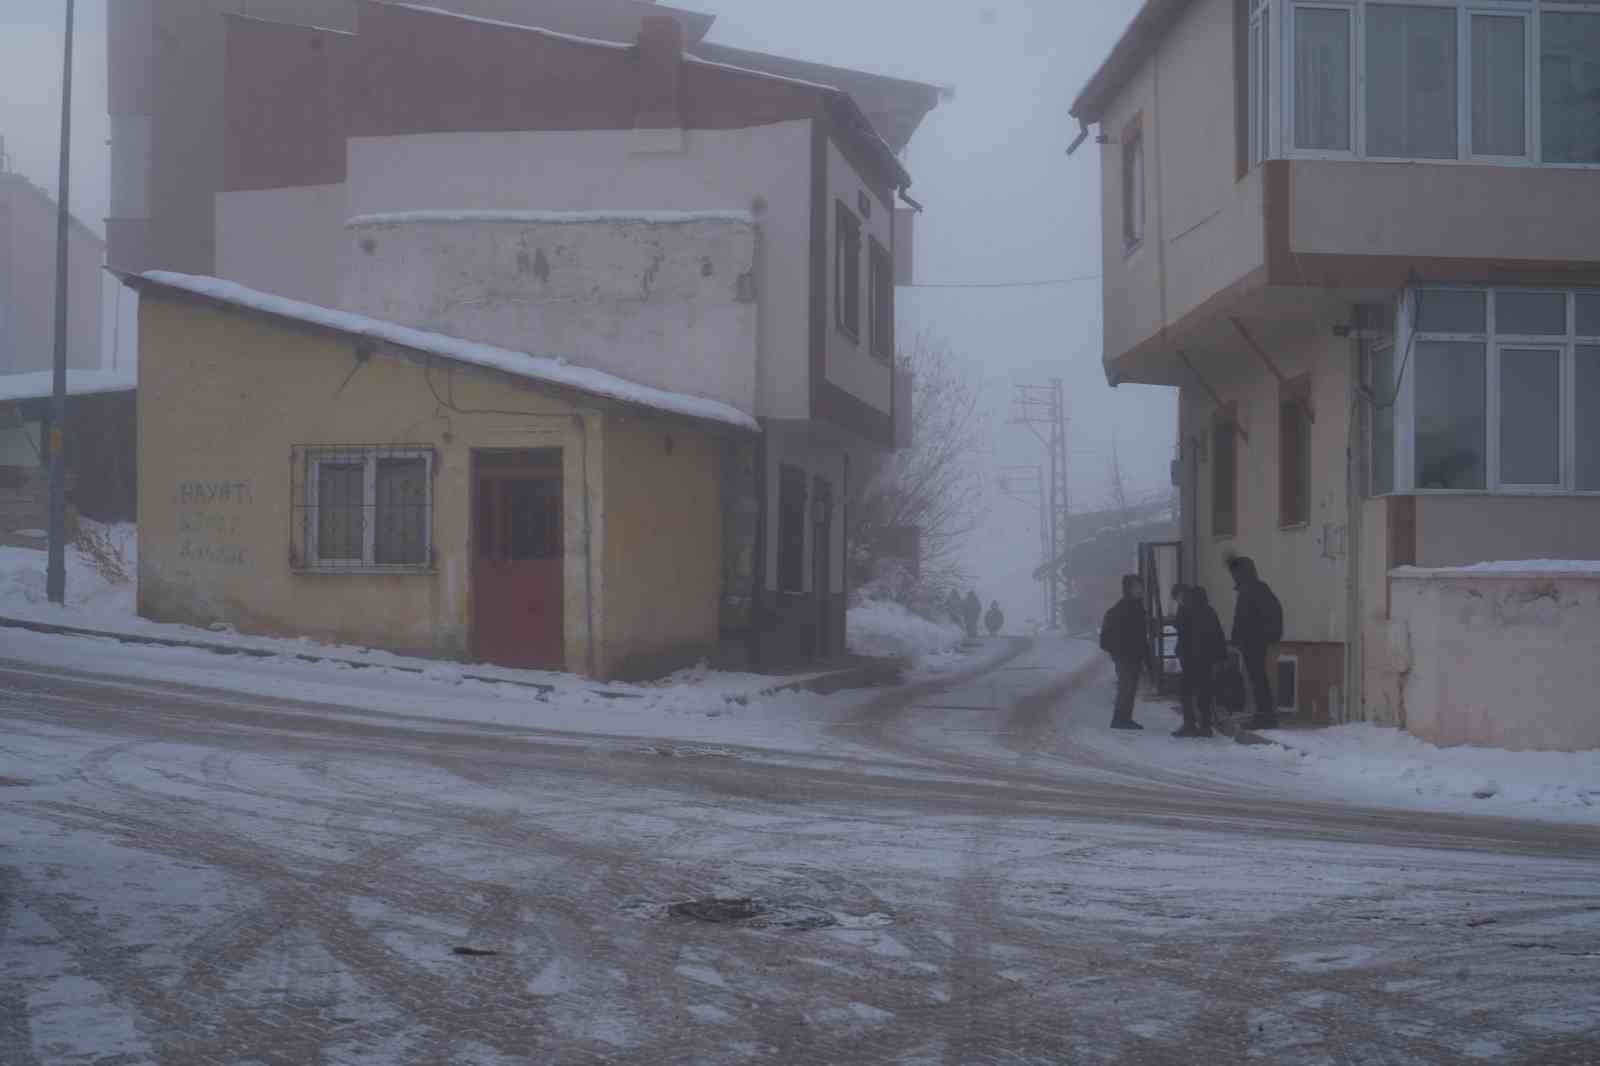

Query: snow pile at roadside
<box><xmin>1094</xmin><ymin>699</ymin><xmax>1600</xmax><ymax>824</ymax></box>
<box><xmin>1257</xmin><ymin>722</ymin><xmax>1600</xmax><ymax>820</ymax></box>
<box><xmin>0</xmin><ymin>522</ymin><xmax>136</xmax><ymax>615</ymax></box>
<box><xmin>1393</xmin><ymin>559</ymin><xmax>1600</xmax><ymax>576</ymax></box>
<box><xmin>846</xmin><ymin>600</ymin><xmax>964</xmax><ymax>663</ymax></box>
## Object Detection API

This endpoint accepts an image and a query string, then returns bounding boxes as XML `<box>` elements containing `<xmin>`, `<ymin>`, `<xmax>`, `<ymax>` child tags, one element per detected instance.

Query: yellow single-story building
<box><xmin>124</xmin><ymin>271</ymin><xmax>758</xmax><ymax>681</ymax></box>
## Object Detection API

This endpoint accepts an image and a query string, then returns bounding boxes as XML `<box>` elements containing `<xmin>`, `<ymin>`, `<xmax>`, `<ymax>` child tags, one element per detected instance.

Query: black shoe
<box><xmin>1172</xmin><ymin>724</ymin><xmax>1198</xmax><ymax>738</ymax></box>
<box><xmin>1195</xmin><ymin>726</ymin><xmax>1215</xmax><ymax>738</ymax></box>
<box><xmin>1110</xmin><ymin>720</ymin><xmax>1143</xmax><ymax>730</ymax></box>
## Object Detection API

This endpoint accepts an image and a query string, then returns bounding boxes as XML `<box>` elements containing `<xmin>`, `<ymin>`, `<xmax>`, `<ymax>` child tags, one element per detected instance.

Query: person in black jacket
<box><xmin>1099</xmin><ymin>574</ymin><xmax>1150</xmax><ymax>730</ymax></box>
<box><xmin>1228</xmin><ymin>556</ymin><xmax>1284</xmax><ymax>730</ymax></box>
<box><xmin>1173</xmin><ymin>586</ymin><xmax>1227</xmax><ymax>737</ymax></box>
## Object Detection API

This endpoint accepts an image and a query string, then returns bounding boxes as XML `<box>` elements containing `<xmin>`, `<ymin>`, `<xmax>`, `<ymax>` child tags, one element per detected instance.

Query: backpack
<box><xmin>1260</xmin><ymin>585</ymin><xmax>1284</xmax><ymax>644</ymax></box>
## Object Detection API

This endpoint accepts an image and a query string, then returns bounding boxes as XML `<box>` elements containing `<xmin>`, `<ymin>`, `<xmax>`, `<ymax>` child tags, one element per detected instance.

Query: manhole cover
<box><xmin>665</xmin><ymin>897</ymin><xmax>841</xmax><ymax>930</ymax></box>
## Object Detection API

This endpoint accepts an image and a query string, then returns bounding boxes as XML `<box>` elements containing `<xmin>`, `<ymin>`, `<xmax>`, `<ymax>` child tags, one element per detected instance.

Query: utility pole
<box><xmin>998</xmin><ymin>464</ymin><xmax>1048</xmax><ymax>626</ymax></box>
<box><xmin>1010</xmin><ymin>379</ymin><xmax>1069</xmax><ymax>628</ymax></box>
<box><xmin>47</xmin><ymin>0</ymin><xmax>76</xmax><ymax>605</ymax></box>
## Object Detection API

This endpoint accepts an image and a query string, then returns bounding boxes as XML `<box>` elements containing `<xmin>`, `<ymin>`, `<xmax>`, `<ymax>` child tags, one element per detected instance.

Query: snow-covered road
<box><xmin>1</xmin><ymin>637</ymin><xmax>1597</xmax><ymax>1064</ymax></box>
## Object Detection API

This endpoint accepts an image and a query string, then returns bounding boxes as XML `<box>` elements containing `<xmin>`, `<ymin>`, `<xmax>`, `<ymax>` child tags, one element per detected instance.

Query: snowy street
<box><xmin>1</xmin><ymin>637</ymin><xmax>1598</xmax><ymax>1064</ymax></box>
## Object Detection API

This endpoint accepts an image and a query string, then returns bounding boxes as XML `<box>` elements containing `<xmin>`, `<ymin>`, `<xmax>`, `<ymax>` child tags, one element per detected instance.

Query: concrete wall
<box><xmin>1290</xmin><ymin>161</ymin><xmax>1600</xmax><ymax>262</ymax></box>
<box><xmin>1096</xmin><ymin>0</ymin><xmax>1263</xmax><ymax>371</ymax></box>
<box><xmin>341</xmin><ymin>214</ymin><xmax>758</xmax><ymax>414</ymax></box>
<box><xmin>1391</xmin><ymin>570</ymin><xmax>1600</xmax><ymax>751</ymax></box>
<box><xmin>215</xmin><ymin>184</ymin><xmax>348</xmax><ymax>306</ymax></box>
<box><xmin>824</xmin><ymin>141</ymin><xmax>893</xmax><ymax>414</ymax></box>
<box><xmin>601</xmin><ymin>414</ymin><xmax>722</xmax><ymax>679</ymax></box>
<box><xmin>334</xmin><ymin>124</ymin><xmax>812</xmax><ymax>419</ymax></box>
<box><xmin>137</xmin><ymin>294</ymin><xmax>726</xmax><ymax>680</ymax></box>
<box><xmin>0</xmin><ymin>176</ymin><xmax>104</xmax><ymax>373</ymax></box>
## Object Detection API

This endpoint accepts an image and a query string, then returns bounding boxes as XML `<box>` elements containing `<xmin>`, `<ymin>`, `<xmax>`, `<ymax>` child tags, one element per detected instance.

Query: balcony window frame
<box><xmin>1390</xmin><ymin>286</ymin><xmax>1600</xmax><ymax>497</ymax></box>
<box><xmin>1253</xmin><ymin>0</ymin><xmax>1600</xmax><ymax>171</ymax></box>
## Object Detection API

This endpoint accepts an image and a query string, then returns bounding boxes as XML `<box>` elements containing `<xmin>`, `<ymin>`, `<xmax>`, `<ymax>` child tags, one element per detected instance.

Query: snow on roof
<box><xmin>386</xmin><ymin>3</ymin><xmax>632</xmax><ymax>50</ymax></box>
<box><xmin>346</xmin><ymin>209</ymin><xmax>755</xmax><ymax>229</ymax></box>
<box><xmin>228</xmin><ymin>11</ymin><xmax>357</xmax><ymax>37</ymax></box>
<box><xmin>0</xmin><ymin>370</ymin><xmax>137</xmax><ymax>403</ymax></box>
<box><xmin>1393</xmin><ymin>560</ymin><xmax>1600</xmax><ymax>577</ymax></box>
<box><xmin>137</xmin><ymin>272</ymin><xmax>759</xmax><ymax>433</ymax></box>
<box><xmin>684</xmin><ymin>54</ymin><xmax>841</xmax><ymax>95</ymax></box>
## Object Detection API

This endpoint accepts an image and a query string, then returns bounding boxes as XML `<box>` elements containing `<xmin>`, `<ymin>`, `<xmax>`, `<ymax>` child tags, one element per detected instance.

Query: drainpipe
<box><xmin>1344</xmin><ymin>335</ymin><xmax>1363</xmax><ymax>723</ymax></box>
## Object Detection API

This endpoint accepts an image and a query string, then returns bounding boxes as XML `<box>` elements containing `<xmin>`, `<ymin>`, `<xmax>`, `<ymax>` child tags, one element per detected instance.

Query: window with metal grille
<box><xmin>291</xmin><ymin>445</ymin><xmax>434</xmax><ymax>571</ymax></box>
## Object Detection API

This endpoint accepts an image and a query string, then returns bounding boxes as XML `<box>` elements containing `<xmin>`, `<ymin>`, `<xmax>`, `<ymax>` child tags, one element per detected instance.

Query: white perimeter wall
<box><xmin>341</xmin><ymin>215</ymin><xmax>758</xmax><ymax>413</ymax></box>
<box><xmin>824</xmin><ymin>141</ymin><xmax>893</xmax><ymax>414</ymax></box>
<box><xmin>342</xmin><ymin>123</ymin><xmax>814</xmax><ymax>419</ymax></box>
<box><xmin>1390</xmin><ymin>571</ymin><xmax>1600</xmax><ymax>751</ymax></box>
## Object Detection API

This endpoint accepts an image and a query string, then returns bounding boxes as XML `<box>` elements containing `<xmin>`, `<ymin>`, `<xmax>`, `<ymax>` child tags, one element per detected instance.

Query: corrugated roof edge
<box><xmin>1069</xmin><ymin>0</ymin><xmax>1196</xmax><ymax>124</ymax></box>
<box><xmin>121</xmin><ymin>271</ymin><xmax>760</xmax><ymax>434</ymax></box>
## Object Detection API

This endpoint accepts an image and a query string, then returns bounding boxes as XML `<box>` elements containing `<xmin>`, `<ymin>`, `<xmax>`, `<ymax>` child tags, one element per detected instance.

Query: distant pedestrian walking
<box><xmin>962</xmin><ymin>590</ymin><xmax>982</xmax><ymax>641</ymax></box>
<box><xmin>1099</xmin><ymin>574</ymin><xmax>1149</xmax><ymax>730</ymax></box>
<box><xmin>1227</xmin><ymin>556</ymin><xmax>1284</xmax><ymax>730</ymax></box>
<box><xmin>984</xmin><ymin>600</ymin><xmax>1004</xmax><ymax>636</ymax></box>
<box><xmin>1172</xmin><ymin>586</ymin><xmax>1226</xmax><ymax>738</ymax></box>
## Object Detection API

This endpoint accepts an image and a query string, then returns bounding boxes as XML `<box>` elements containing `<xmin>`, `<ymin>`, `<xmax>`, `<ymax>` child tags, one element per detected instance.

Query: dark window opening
<box><xmin>1279</xmin><ymin>377</ymin><xmax>1312</xmax><ymax>528</ymax></box>
<box><xmin>1212</xmin><ymin>410</ymin><xmax>1237</xmax><ymax>538</ymax></box>
<box><xmin>777</xmin><ymin>465</ymin><xmax>807</xmax><ymax>594</ymax></box>
<box><xmin>868</xmin><ymin>237</ymin><xmax>893</xmax><ymax>362</ymax></box>
<box><xmin>835</xmin><ymin>202</ymin><xmax>861</xmax><ymax>339</ymax></box>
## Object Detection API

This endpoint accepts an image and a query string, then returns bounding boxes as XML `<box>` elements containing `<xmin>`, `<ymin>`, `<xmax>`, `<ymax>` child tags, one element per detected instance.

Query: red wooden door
<box><xmin>473</xmin><ymin>455</ymin><xmax>564</xmax><ymax>669</ymax></box>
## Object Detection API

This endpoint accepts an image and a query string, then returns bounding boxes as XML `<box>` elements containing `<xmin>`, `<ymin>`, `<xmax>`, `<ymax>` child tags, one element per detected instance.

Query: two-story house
<box><xmin>1071</xmin><ymin>0</ymin><xmax>1600</xmax><ymax>733</ymax></box>
<box><xmin>114</xmin><ymin>0</ymin><xmax>938</xmax><ymax>677</ymax></box>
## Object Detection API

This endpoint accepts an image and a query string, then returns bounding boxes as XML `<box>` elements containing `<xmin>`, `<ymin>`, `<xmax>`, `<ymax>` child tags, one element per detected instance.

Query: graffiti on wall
<box><xmin>175</xmin><ymin>480</ymin><xmax>252</xmax><ymax>567</ymax></box>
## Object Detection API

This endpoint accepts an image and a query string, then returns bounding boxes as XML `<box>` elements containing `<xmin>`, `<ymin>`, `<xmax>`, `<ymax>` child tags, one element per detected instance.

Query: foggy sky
<box><xmin>0</xmin><ymin>0</ymin><xmax>1175</xmax><ymax>627</ymax></box>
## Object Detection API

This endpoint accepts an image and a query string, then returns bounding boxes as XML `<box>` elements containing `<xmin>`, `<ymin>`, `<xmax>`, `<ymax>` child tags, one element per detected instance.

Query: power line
<box><xmin>902</xmin><ymin>272</ymin><xmax>1102</xmax><ymax>290</ymax></box>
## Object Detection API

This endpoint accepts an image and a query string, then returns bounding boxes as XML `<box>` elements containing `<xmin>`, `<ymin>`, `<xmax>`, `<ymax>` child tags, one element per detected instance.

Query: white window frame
<box><xmin>1393</xmin><ymin>287</ymin><xmax>1600</xmax><ymax>496</ymax></box>
<box><xmin>1287</xmin><ymin>2</ymin><xmax>1357</xmax><ymax>157</ymax></box>
<box><xmin>305</xmin><ymin>447</ymin><xmax>434</xmax><ymax>572</ymax></box>
<box><xmin>1255</xmin><ymin>0</ymin><xmax>1600</xmax><ymax>170</ymax></box>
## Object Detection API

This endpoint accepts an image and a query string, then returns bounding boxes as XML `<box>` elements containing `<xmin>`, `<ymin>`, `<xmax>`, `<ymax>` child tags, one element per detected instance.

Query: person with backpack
<box><xmin>984</xmin><ymin>600</ymin><xmax>1004</xmax><ymax>637</ymax></box>
<box><xmin>1099</xmin><ymin>574</ymin><xmax>1151</xmax><ymax>730</ymax></box>
<box><xmin>1227</xmin><ymin>556</ymin><xmax>1284</xmax><ymax>730</ymax></box>
<box><xmin>1172</xmin><ymin>585</ymin><xmax>1226</xmax><ymax>737</ymax></box>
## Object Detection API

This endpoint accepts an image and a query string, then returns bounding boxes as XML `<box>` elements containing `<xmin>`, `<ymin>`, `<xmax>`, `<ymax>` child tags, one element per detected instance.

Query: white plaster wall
<box><xmin>215</xmin><ymin>184</ymin><xmax>348</xmax><ymax>306</ymax></box>
<box><xmin>344</xmin><ymin>123</ymin><xmax>814</xmax><ymax>419</ymax></box>
<box><xmin>824</xmin><ymin>141</ymin><xmax>893</xmax><ymax>414</ymax></box>
<box><xmin>1291</xmin><ymin>160</ymin><xmax>1600</xmax><ymax>261</ymax></box>
<box><xmin>342</xmin><ymin>216</ymin><xmax>758</xmax><ymax>413</ymax></box>
<box><xmin>1180</xmin><ymin>333</ymin><xmax>1355</xmax><ymax>646</ymax></box>
<box><xmin>1096</xmin><ymin>0</ymin><xmax>1262</xmax><ymax>370</ymax></box>
<box><xmin>1391</xmin><ymin>572</ymin><xmax>1600</xmax><ymax>751</ymax></box>
<box><xmin>0</xmin><ymin>179</ymin><xmax>103</xmax><ymax>374</ymax></box>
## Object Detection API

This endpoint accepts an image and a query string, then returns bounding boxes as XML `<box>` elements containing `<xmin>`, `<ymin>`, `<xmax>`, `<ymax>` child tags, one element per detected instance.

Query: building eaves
<box><xmin>1069</xmin><ymin>0</ymin><xmax>1196</xmax><ymax>126</ymax></box>
<box><xmin>690</xmin><ymin>41</ymin><xmax>942</xmax><ymax>154</ymax></box>
<box><xmin>120</xmin><ymin>271</ymin><xmax>760</xmax><ymax>434</ymax></box>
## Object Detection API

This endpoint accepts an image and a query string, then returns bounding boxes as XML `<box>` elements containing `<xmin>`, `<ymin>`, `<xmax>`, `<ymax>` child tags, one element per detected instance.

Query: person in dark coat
<box><xmin>1173</xmin><ymin>586</ymin><xmax>1227</xmax><ymax>737</ymax></box>
<box><xmin>1099</xmin><ymin>574</ymin><xmax>1150</xmax><ymax>730</ymax></box>
<box><xmin>962</xmin><ymin>590</ymin><xmax>983</xmax><ymax>640</ymax></box>
<box><xmin>1228</xmin><ymin>556</ymin><xmax>1284</xmax><ymax>730</ymax></box>
<box><xmin>984</xmin><ymin>600</ymin><xmax>1004</xmax><ymax>636</ymax></box>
